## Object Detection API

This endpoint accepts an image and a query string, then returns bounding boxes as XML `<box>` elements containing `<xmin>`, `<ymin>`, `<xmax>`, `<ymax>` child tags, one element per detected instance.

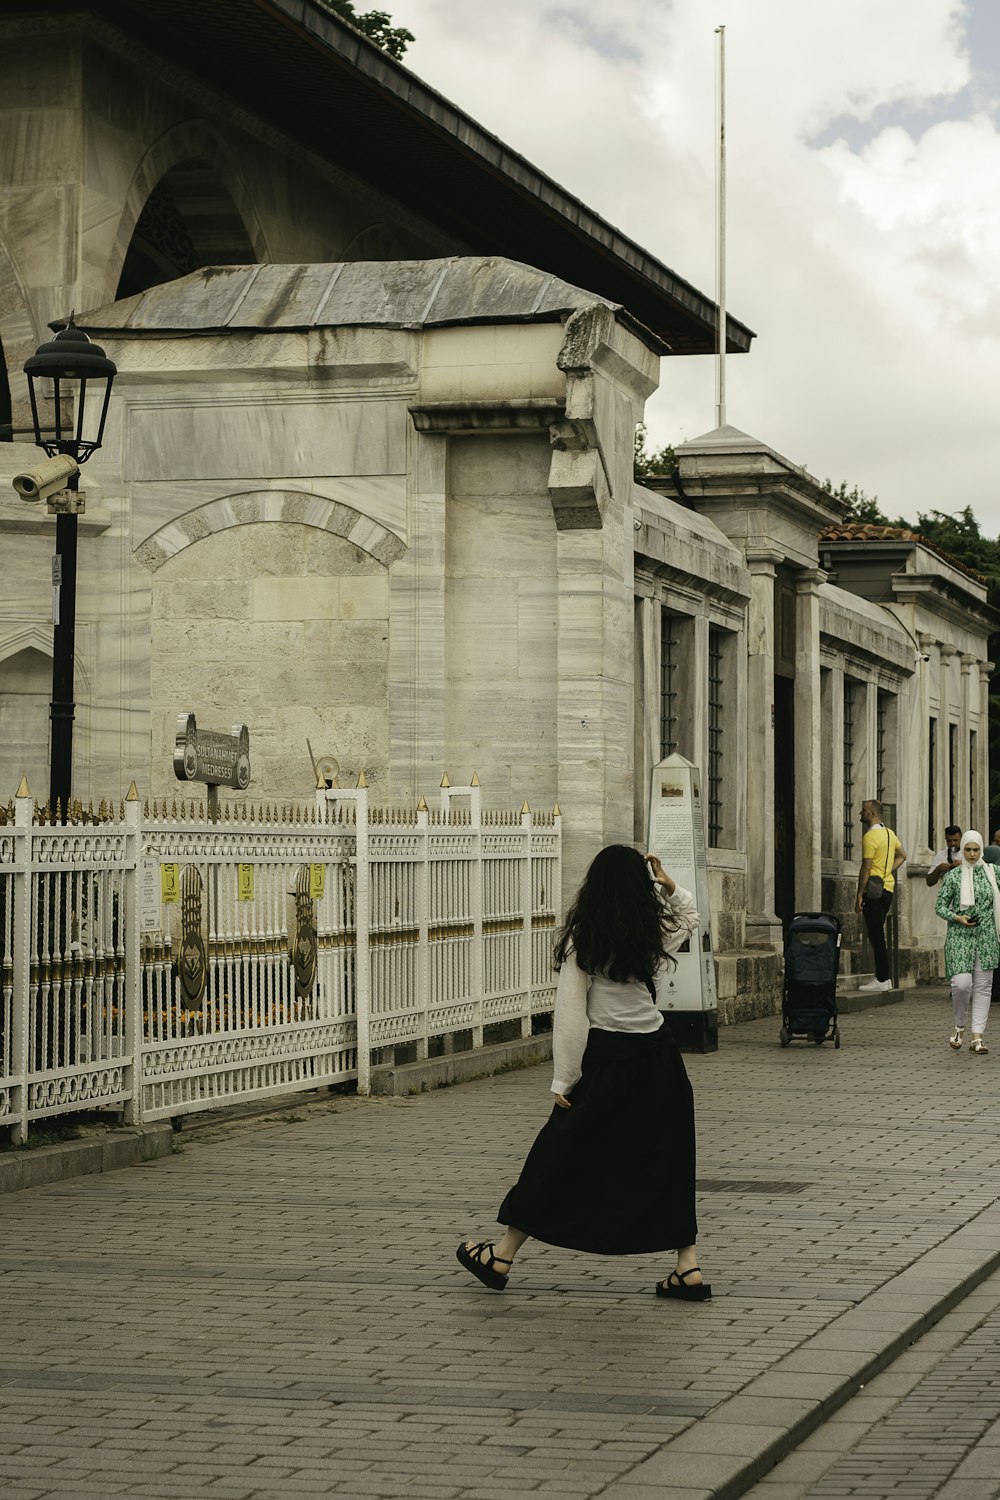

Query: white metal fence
<box><xmin>0</xmin><ymin>779</ymin><xmax>561</xmax><ymax>1142</ymax></box>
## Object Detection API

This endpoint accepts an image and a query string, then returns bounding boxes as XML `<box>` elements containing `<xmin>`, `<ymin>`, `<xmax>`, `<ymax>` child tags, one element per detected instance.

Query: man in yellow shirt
<box><xmin>855</xmin><ymin>799</ymin><xmax>906</xmax><ymax>991</ymax></box>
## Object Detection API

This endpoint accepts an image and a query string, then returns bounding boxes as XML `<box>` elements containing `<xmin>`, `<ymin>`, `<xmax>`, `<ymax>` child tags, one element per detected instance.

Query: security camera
<box><xmin>12</xmin><ymin>454</ymin><xmax>80</xmax><ymax>505</ymax></box>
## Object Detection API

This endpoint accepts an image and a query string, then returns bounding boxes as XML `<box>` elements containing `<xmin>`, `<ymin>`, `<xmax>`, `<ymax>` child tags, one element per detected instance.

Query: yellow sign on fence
<box><xmin>309</xmin><ymin>863</ymin><xmax>325</xmax><ymax>900</ymax></box>
<box><xmin>160</xmin><ymin>863</ymin><xmax>180</xmax><ymax>904</ymax></box>
<box><xmin>237</xmin><ymin>863</ymin><xmax>255</xmax><ymax>902</ymax></box>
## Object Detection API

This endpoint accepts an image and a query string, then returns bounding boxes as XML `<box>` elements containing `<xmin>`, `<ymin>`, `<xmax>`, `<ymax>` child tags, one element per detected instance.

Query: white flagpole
<box><xmin>715</xmin><ymin>23</ymin><xmax>727</xmax><ymax>430</ymax></box>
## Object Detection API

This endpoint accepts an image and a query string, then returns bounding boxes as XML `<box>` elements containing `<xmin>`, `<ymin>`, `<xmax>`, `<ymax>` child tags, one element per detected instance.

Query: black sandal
<box><xmin>655</xmin><ymin>1267</ymin><xmax>712</xmax><ymax>1301</ymax></box>
<box><xmin>456</xmin><ymin>1240</ymin><xmax>513</xmax><ymax>1291</ymax></box>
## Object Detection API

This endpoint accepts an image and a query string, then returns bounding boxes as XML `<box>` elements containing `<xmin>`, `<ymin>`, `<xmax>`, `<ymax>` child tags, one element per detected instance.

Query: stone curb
<box><xmin>0</xmin><ymin>1122</ymin><xmax>174</xmax><ymax>1196</ymax></box>
<box><xmin>370</xmin><ymin>1033</ymin><xmax>553</xmax><ymax>1095</ymax></box>
<box><xmin>0</xmin><ymin>1039</ymin><xmax>555</xmax><ymax>1194</ymax></box>
<box><xmin>837</xmin><ymin>985</ymin><xmax>906</xmax><ymax>1013</ymax></box>
<box><xmin>600</xmin><ymin>1199</ymin><xmax>1000</xmax><ymax>1498</ymax></box>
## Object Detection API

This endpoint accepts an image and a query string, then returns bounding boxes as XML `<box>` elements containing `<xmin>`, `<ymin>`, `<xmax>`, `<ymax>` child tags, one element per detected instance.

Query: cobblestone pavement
<box><xmin>2</xmin><ymin>990</ymin><xmax>1000</xmax><ymax>1499</ymax></box>
<box><xmin>746</xmin><ymin>1266</ymin><xmax>1000</xmax><ymax>1499</ymax></box>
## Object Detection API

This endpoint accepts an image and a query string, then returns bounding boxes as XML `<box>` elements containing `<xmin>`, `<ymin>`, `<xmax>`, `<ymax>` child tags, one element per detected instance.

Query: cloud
<box><xmin>390</xmin><ymin>0</ymin><xmax>1000</xmax><ymax>529</ymax></box>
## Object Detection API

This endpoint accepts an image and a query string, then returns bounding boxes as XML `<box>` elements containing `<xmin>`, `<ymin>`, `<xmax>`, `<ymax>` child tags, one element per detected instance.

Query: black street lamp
<box><xmin>20</xmin><ymin>317</ymin><xmax>117</xmax><ymax>817</ymax></box>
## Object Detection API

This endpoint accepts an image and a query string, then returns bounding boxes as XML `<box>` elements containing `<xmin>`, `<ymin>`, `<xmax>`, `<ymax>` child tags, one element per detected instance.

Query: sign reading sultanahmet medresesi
<box><xmin>173</xmin><ymin>712</ymin><xmax>251</xmax><ymax>791</ymax></box>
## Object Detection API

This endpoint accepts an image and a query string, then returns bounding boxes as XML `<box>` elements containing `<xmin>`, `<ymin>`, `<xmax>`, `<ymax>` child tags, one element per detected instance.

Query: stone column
<box><xmin>794</xmin><ymin>568</ymin><xmax>823</xmax><ymax>913</ymax></box>
<box><xmin>744</xmin><ymin>547</ymin><xmax>783</xmax><ymax>948</ymax></box>
<box><xmin>635</xmin><ymin>594</ymin><xmax>659</xmax><ymax>840</ymax></box>
<box><xmin>689</xmin><ymin>613</ymin><xmax>710</xmax><ymax>785</ymax></box>
<box><xmin>826</xmin><ymin>662</ymin><xmax>845</xmax><ymax>863</ymax></box>
<box><xmin>939</xmin><ymin>642</ymin><xmax>957</xmax><ymax>826</ymax></box>
<box><xmin>389</xmin><ymin>429</ymin><xmax>447</xmax><ymax>796</ymax></box>
<box><xmin>554</xmin><ymin>526</ymin><xmax>633</xmax><ymax>900</ymax></box>
<box><xmin>960</xmin><ymin>653</ymin><xmax>977</xmax><ymax>831</ymax></box>
<box><xmin>916</xmin><ymin>634</ymin><xmax>937</xmax><ymax>852</ymax></box>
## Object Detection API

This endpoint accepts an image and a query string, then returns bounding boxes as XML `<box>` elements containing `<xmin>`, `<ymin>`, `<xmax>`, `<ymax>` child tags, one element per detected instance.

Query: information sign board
<box><xmin>646</xmin><ymin>753</ymin><xmax>719</xmax><ymax>1052</ymax></box>
<box><xmin>140</xmin><ymin>852</ymin><xmax>163</xmax><ymax>933</ymax></box>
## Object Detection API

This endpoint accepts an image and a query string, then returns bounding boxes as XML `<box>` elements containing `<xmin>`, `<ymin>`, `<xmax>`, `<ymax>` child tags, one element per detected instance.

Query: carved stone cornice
<box><xmin>744</xmin><ymin>546</ymin><xmax>784</xmax><ymax>576</ymax></box>
<box><xmin>408</xmin><ymin>399</ymin><xmax>565</xmax><ymax>434</ymax></box>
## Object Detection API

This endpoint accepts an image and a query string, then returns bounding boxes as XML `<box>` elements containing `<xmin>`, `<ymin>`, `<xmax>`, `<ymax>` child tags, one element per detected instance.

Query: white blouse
<box><xmin>550</xmin><ymin>884</ymin><xmax>700</xmax><ymax>1096</ymax></box>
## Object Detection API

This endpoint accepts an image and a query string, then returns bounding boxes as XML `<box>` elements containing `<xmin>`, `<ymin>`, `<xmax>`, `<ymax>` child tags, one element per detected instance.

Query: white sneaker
<box><xmin>858</xmin><ymin>977</ymin><xmax>893</xmax><ymax>991</ymax></box>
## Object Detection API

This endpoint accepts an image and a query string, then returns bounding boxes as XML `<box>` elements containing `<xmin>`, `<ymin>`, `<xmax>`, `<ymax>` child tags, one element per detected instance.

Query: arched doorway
<box><xmin>116</xmin><ymin>158</ymin><xmax>257</xmax><ymax>300</ymax></box>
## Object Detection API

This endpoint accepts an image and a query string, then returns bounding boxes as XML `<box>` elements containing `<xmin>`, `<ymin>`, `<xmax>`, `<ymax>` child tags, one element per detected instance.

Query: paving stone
<box><xmin>4</xmin><ymin>990</ymin><xmax>1000</xmax><ymax>1500</ymax></box>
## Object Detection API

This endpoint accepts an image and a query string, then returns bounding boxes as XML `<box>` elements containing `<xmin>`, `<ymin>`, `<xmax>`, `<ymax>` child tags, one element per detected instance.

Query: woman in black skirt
<box><xmin>457</xmin><ymin>844</ymin><xmax>710</xmax><ymax>1301</ymax></box>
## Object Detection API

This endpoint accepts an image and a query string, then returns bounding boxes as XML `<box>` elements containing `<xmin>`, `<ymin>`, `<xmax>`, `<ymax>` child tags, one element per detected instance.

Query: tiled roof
<box><xmin>818</xmin><ymin>523</ymin><xmax>987</xmax><ymax>587</ymax></box>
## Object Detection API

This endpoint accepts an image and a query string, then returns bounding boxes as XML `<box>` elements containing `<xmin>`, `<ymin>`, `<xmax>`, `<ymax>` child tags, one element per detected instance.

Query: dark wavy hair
<box><xmin>553</xmin><ymin>844</ymin><xmax>678</xmax><ymax>983</ymax></box>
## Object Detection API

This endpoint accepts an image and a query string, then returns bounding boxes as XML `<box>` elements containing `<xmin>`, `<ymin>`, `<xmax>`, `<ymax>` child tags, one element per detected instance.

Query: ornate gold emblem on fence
<box><xmin>291</xmin><ymin>865</ymin><xmax>318</xmax><ymax>998</ymax></box>
<box><xmin>179</xmin><ymin>866</ymin><xmax>207</xmax><ymax>1007</ymax></box>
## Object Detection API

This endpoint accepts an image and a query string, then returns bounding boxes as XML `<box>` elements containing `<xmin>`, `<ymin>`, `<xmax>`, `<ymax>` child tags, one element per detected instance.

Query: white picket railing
<box><xmin>0</xmin><ymin>780</ymin><xmax>561</xmax><ymax>1141</ymax></box>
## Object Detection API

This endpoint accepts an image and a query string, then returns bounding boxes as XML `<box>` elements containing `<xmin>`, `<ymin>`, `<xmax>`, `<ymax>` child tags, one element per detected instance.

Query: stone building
<box><xmin>1</xmin><ymin>1</ymin><xmax>994</xmax><ymax>1018</ymax></box>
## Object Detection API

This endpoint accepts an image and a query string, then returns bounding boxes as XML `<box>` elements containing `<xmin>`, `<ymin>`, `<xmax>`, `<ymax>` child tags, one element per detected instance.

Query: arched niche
<box><xmin>0</xmin><ymin>646</ymin><xmax>51</xmax><ymax>798</ymax></box>
<box><xmin>116</xmin><ymin>156</ymin><xmax>259</xmax><ymax>301</ymax></box>
<box><xmin>0</xmin><ymin>225</ymin><xmax>41</xmax><ymax>444</ymax></box>
<box><xmin>147</xmin><ymin>522</ymin><xmax>393</xmax><ymax>799</ymax></box>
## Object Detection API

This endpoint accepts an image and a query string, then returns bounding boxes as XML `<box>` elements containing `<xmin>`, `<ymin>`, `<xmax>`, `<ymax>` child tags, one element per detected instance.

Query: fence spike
<box><xmin>470</xmin><ymin>770</ymin><xmax>480</xmax><ymax>786</ymax></box>
<box><xmin>357</xmin><ymin>769</ymin><xmax>368</xmax><ymax>789</ymax></box>
<box><xmin>171</xmin><ymin>798</ymin><xmax>178</xmax><ymax>819</ymax></box>
<box><xmin>440</xmin><ymin>772</ymin><xmax>450</xmax><ymax>788</ymax></box>
<box><xmin>126</xmin><ymin>780</ymin><xmax>139</xmax><ymax>802</ymax></box>
<box><xmin>119</xmin><ymin>798</ymin><xmax>125</xmax><ymax>820</ymax></box>
<box><xmin>417</xmin><ymin>795</ymin><xmax>428</xmax><ymax>812</ymax></box>
<box><xmin>143</xmin><ymin>799</ymin><xmax>149</xmax><ymax>817</ymax></box>
<box><xmin>521</xmin><ymin>800</ymin><xmax>531</xmax><ymax>815</ymax></box>
<box><xmin>553</xmin><ymin>802</ymin><xmax>561</xmax><ymax>817</ymax></box>
<box><xmin>16</xmin><ymin>774</ymin><xmax>30</xmax><ymax>799</ymax></box>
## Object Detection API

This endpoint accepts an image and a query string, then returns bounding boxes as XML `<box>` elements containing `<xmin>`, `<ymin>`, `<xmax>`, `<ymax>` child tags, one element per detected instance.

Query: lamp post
<box><xmin>19</xmin><ymin>317</ymin><xmax>117</xmax><ymax>817</ymax></box>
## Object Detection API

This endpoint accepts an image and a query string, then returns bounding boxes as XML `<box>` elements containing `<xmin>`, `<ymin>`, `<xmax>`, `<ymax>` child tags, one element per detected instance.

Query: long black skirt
<box><xmin>496</xmin><ymin>1025</ymin><xmax>697</xmax><ymax>1255</ymax></box>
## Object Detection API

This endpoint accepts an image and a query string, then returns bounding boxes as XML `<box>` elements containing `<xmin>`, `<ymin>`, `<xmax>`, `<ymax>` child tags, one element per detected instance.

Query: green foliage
<box><xmin>821</xmin><ymin>478</ymin><xmax>891</xmax><ymax>524</ymax></box>
<box><xmin>633</xmin><ymin>423</ymin><xmax>677</xmax><ymax>480</ymax></box>
<box><xmin>325</xmin><ymin>0</ymin><xmax>414</xmax><ymax>58</ymax></box>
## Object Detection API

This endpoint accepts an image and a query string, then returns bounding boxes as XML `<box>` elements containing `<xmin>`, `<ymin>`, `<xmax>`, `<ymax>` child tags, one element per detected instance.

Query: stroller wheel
<box><xmin>779</xmin><ymin>1026</ymin><xmax>789</xmax><ymax>1048</ymax></box>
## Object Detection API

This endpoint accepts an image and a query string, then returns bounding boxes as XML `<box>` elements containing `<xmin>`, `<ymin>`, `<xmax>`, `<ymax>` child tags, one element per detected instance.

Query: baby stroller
<box><xmin>779</xmin><ymin>911</ymin><xmax>841</xmax><ymax>1049</ymax></box>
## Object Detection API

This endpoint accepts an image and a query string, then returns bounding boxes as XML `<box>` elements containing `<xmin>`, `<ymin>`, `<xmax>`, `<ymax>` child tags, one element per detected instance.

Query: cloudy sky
<box><xmin>388</xmin><ymin>0</ymin><xmax>1000</xmax><ymax>531</ymax></box>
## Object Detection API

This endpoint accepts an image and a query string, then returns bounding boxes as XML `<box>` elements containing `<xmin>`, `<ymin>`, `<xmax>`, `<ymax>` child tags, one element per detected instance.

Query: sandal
<box><xmin>655</xmin><ymin>1267</ymin><xmax>712</xmax><ymax>1301</ymax></box>
<box><xmin>950</xmin><ymin>1027</ymin><xmax>965</xmax><ymax>1050</ymax></box>
<box><xmin>456</xmin><ymin>1240</ymin><xmax>513</xmax><ymax>1291</ymax></box>
<box><xmin>970</xmin><ymin>1035</ymin><xmax>989</xmax><ymax>1055</ymax></box>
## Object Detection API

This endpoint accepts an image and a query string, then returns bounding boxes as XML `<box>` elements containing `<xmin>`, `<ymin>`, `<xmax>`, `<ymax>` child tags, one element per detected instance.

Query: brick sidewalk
<box><xmin>1</xmin><ymin>989</ymin><xmax>999</xmax><ymax>1499</ymax></box>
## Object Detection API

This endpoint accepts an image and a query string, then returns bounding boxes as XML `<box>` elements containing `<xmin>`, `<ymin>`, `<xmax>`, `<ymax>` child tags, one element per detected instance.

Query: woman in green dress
<box><xmin>935</xmin><ymin>830</ymin><xmax>1000</xmax><ymax>1055</ymax></box>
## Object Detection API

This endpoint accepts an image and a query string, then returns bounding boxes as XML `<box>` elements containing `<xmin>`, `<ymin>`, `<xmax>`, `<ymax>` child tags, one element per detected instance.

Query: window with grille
<box><xmin>660</xmin><ymin>608</ymin><xmax>679</xmax><ymax>759</ymax></box>
<box><xmin>843</xmin><ymin>681</ymin><xmax>856</xmax><ymax>860</ymax></box>
<box><xmin>708</xmin><ymin>627</ymin><xmax>724</xmax><ymax>846</ymax></box>
<box><xmin>970</xmin><ymin>730</ymin><xmax>977</xmax><ymax>832</ymax></box>
<box><xmin>928</xmin><ymin>716</ymin><xmax>937</xmax><ymax>847</ymax></box>
<box><xmin>876</xmin><ymin>691</ymin><xmax>887</xmax><ymax>800</ymax></box>
<box><xmin>949</xmin><ymin>723</ymin><xmax>958</xmax><ymax>826</ymax></box>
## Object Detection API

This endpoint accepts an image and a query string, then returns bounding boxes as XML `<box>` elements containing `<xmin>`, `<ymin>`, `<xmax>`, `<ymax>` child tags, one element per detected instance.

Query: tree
<box><xmin>820</xmin><ymin>477</ymin><xmax>891</xmax><ymax>525</ymax></box>
<box><xmin>633</xmin><ymin>423</ymin><xmax>677</xmax><ymax>480</ymax></box>
<box><xmin>325</xmin><ymin>0</ymin><xmax>414</xmax><ymax>59</ymax></box>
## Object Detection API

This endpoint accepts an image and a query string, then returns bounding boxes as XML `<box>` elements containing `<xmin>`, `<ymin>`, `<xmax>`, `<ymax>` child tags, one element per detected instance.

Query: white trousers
<box><xmin>951</xmin><ymin>957</ymin><xmax>992</xmax><ymax>1034</ymax></box>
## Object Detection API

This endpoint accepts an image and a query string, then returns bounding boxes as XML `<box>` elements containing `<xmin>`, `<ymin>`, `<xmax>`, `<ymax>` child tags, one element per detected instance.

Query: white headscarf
<box><xmin>959</xmin><ymin>832</ymin><xmax>1000</xmax><ymax>932</ymax></box>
